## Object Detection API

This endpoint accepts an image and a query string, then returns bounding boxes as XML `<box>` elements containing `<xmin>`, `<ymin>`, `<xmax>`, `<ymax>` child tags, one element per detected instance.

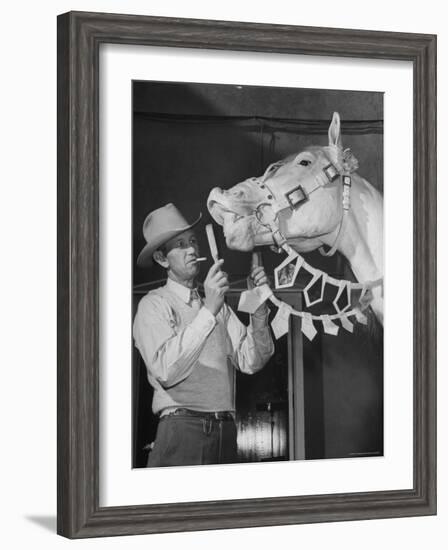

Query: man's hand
<box><xmin>246</xmin><ymin>266</ymin><xmax>271</xmax><ymax>317</ymax></box>
<box><xmin>203</xmin><ymin>259</ymin><xmax>229</xmax><ymax>316</ymax></box>
<box><xmin>248</xmin><ymin>266</ymin><xmax>269</xmax><ymax>290</ymax></box>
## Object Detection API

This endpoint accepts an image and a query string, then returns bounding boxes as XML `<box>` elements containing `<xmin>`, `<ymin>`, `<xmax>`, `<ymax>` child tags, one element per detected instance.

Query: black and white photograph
<box><xmin>1</xmin><ymin>0</ymin><xmax>442</xmax><ymax>545</ymax></box>
<box><xmin>132</xmin><ymin>81</ymin><xmax>384</xmax><ymax>469</ymax></box>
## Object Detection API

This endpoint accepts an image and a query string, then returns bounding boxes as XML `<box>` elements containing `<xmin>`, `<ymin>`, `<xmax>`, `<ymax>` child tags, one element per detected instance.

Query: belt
<box><xmin>168</xmin><ymin>408</ymin><xmax>234</xmax><ymax>421</ymax></box>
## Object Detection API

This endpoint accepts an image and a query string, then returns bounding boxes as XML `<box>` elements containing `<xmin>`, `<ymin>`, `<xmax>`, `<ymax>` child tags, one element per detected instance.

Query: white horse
<box><xmin>207</xmin><ymin>113</ymin><xmax>383</xmax><ymax>323</ymax></box>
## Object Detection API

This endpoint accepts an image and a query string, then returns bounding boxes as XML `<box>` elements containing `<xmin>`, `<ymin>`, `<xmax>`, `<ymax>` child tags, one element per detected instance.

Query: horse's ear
<box><xmin>328</xmin><ymin>112</ymin><xmax>342</xmax><ymax>148</ymax></box>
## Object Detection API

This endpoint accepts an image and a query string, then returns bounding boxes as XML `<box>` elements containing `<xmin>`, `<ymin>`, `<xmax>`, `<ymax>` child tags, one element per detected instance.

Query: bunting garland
<box><xmin>278</xmin><ymin>243</ymin><xmax>382</xmax><ymax>298</ymax></box>
<box><xmin>236</xmin><ymin>242</ymin><xmax>382</xmax><ymax>342</ymax></box>
<box><xmin>267</xmin><ymin>294</ymin><xmax>372</xmax><ymax>342</ymax></box>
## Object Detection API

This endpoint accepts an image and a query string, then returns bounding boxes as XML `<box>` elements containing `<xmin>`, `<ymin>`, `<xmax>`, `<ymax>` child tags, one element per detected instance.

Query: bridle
<box><xmin>252</xmin><ymin>147</ymin><xmax>356</xmax><ymax>256</ymax></box>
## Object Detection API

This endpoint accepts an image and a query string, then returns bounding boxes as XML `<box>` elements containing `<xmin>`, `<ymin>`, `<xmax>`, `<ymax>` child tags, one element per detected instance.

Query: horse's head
<box><xmin>207</xmin><ymin>175</ymin><xmax>271</xmax><ymax>251</ymax></box>
<box><xmin>207</xmin><ymin>112</ymin><xmax>358</xmax><ymax>252</ymax></box>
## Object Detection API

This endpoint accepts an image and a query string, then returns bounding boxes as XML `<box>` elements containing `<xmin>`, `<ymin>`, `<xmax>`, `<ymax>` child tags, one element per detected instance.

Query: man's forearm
<box><xmin>238</xmin><ymin>306</ymin><xmax>274</xmax><ymax>373</ymax></box>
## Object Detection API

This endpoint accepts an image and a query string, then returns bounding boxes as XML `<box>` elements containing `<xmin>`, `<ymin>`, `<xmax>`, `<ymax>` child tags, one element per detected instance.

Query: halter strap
<box><xmin>254</xmin><ymin>155</ymin><xmax>350</xmax><ymax>255</ymax></box>
<box><xmin>255</xmin><ymin>160</ymin><xmax>339</xmax><ymax>214</ymax></box>
<box><xmin>319</xmin><ymin>174</ymin><xmax>352</xmax><ymax>257</ymax></box>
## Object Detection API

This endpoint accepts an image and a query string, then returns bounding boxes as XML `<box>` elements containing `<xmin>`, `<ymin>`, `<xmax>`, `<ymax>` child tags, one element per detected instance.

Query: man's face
<box><xmin>160</xmin><ymin>229</ymin><xmax>201</xmax><ymax>282</ymax></box>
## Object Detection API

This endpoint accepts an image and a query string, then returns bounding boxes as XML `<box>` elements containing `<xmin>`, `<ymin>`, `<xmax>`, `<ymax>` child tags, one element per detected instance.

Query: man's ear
<box><xmin>153</xmin><ymin>249</ymin><xmax>169</xmax><ymax>268</ymax></box>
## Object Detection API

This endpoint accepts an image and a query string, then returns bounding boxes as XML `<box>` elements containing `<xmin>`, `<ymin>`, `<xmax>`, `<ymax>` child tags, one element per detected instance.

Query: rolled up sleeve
<box><xmin>223</xmin><ymin>303</ymin><xmax>274</xmax><ymax>374</ymax></box>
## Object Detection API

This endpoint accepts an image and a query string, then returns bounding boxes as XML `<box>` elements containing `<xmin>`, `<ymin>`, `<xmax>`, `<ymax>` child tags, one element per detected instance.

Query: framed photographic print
<box><xmin>57</xmin><ymin>11</ymin><xmax>436</xmax><ymax>538</ymax></box>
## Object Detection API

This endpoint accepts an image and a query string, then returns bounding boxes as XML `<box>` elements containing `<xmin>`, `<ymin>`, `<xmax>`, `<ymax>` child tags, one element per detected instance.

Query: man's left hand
<box><xmin>248</xmin><ymin>266</ymin><xmax>269</xmax><ymax>289</ymax></box>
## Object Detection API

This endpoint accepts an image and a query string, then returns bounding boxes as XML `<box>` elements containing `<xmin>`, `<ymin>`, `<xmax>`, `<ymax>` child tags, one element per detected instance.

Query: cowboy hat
<box><xmin>137</xmin><ymin>203</ymin><xmax>202</xmax><ymax>267</ymax></box>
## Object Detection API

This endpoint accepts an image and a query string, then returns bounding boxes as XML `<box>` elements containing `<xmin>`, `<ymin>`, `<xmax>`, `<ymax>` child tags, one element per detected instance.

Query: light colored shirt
<box><xmin>133</xmin><ymin>278</ymin><xmax>274</xmax><ymax>415</ymax></box>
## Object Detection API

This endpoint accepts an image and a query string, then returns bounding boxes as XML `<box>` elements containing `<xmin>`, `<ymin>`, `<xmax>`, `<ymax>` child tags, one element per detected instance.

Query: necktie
<box><xmin>190</xmin><ymin>289</ymin><xmax>202</xmax><ymax>311</ymax></box>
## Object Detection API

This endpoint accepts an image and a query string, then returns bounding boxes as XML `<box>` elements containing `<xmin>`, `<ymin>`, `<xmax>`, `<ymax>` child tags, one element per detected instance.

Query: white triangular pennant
<box><xmin>271</xmin><ymin>303</ymin><xmax>291</xmax><ymax>340</ymax></box>
<box><xmin>321</xmin><ymin>314</ymin><xmax>339</xmax><ymax>336</ymax></box>
<box><xmin>238</xmin><ymin>284</ymin><xmax>273</xmax><ymax>314</ymax></box>
<box><xmin>340</xmin><ymin>314</ymin><xmax>354</xmax><ymax>333</ymax></box>
<box><xmin>301</xmin><ymin>313</ymin><xmax>317</xmax><ymax>341</ymax></box>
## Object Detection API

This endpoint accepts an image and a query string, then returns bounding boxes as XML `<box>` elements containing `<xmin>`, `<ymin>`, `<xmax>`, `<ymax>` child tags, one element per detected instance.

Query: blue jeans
<box><xmin>147</xmin><ymin>412</ymin><xmax>237</xmax><ymax>467</ymax></box>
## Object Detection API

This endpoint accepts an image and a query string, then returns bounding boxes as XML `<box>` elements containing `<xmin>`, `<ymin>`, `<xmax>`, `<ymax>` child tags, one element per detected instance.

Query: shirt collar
<box><xmin>165</xmin><ymin>278</ymin><xmax>197</xmax><ymax>304</ymax></box>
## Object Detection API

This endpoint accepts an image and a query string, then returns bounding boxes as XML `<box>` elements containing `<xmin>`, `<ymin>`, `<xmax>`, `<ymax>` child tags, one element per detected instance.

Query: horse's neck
<box><xmin>329</xmin><ymin>174</ymin><xmax>383</xmax><ymax>284</ymax></box>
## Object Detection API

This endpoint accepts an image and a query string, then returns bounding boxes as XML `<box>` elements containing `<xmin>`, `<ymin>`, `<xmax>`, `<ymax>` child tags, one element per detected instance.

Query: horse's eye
<box><xmin>299</xmin><ymin>159</ymin><xmax>311</xmax><ymax>167</ymax></box>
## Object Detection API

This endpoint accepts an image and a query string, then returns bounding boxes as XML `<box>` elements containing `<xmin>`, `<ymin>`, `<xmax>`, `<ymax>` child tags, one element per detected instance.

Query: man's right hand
<box><xmin>203</xmin><ymin>259</ymin><xmax>229</xmax><ymax>316</ymax></box>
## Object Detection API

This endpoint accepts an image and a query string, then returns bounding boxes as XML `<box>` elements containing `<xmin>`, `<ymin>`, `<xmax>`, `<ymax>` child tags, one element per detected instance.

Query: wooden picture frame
<box><xmin>57</xmin><ymin>11</ymin><xmax>436</xmax><ymax>538</ymax></box>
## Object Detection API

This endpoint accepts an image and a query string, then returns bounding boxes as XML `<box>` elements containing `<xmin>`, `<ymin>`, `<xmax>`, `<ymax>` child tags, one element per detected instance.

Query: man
<box><xmin>133</xmin><ymin>203</ymin><xmax>274</xmax><ymax>467</ymax></box>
